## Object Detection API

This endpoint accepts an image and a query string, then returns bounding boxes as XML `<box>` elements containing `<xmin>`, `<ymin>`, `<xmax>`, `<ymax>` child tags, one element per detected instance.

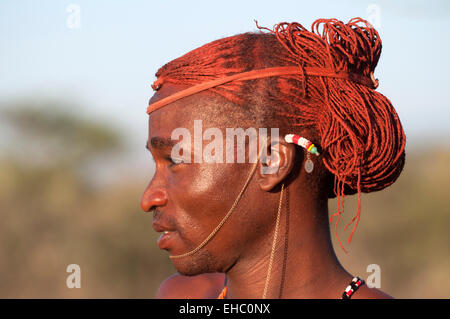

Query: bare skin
<box><xmin>156</xmin><ymin>273</ymin><xmax>226</xmax><ymax>299</ymax></box>
<box><xmin>156</xmin><ymin>273</ymin><xmax>391</xmax><ymax>299</ymax></box>
<box><xmin>142</xmin><ymin>83</ymin><xmax>393</xmax><ymax>299</ymax></box>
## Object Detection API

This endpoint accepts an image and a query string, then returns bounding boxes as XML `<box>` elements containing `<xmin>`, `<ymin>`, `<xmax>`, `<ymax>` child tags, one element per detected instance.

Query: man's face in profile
<box><xmin>141</xmin><ymin>84</ymin><xmax>280</xmax><ymax>276</ymax></box>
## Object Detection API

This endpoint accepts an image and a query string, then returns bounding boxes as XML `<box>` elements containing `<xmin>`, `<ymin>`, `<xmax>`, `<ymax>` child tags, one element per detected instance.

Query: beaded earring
<box><xmin>284</xmin><ymin>134</ymin><xmax>320</xmax><ymax>174</ymax></box>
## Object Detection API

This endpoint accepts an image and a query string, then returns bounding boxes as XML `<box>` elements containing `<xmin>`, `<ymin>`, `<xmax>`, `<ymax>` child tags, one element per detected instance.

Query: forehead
<box><xmin>148</xmin><ymin>85</ymin><xmax>234</xmax><ymax>139</ymax></box>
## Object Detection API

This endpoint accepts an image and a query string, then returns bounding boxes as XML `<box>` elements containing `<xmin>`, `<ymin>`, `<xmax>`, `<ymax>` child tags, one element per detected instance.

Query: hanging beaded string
<box><xmin>262</xmin><ymin>183</ymin><xmax>285</xmax><ymax>299</ymax></box>
<box><xmin>278</xmin><ymin>185</ymin><xmax>290</xmax><ymax>299</ymax></box>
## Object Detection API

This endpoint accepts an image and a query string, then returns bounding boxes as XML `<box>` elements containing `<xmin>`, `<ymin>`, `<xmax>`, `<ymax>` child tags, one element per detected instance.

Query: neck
<box><xmin>225</xmin><ymin>184</ymin><xmax>352</xmax><ymax>299</ymax></box>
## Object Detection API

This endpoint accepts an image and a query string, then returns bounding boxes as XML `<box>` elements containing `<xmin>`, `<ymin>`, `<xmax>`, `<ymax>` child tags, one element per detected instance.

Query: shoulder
<box><xmin>156</xmin><ymin>272</ymin><xmax>226</xmax><ymax>299</ymax></box>
<box><xmin>352</xmin><ymin>285</ymin><xmax>394</xmax><ymax>299</ymax></box>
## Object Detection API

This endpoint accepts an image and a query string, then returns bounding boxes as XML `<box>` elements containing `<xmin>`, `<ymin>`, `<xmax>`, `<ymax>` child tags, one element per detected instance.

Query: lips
<box><xmin>152</xmin><ymin>221</ymin><xmax>176</xmax><ymax>233</ymax></box>
<box><xmin>152</xmin><ymin>220</ymin><xmax>177</xmax><ymax>250</ymax></box>
<box><xmin>157</xmin><ymin>231</ymin><xmax>177</xmax><ymax>250</ymax></box>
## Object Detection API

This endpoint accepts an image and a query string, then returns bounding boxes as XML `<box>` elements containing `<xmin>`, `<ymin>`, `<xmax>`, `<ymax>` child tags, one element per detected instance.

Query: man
<box><xmin>141</xmin><ymin>18</ymin><xmax>405</xmax><ymax>299</ymax></box>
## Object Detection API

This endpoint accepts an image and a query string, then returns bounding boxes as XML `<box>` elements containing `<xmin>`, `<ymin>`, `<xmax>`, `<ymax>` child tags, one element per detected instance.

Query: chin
<box><xmin>171</xmin><ymin>249</ymin><xmax>219</xmax><ymax>276</ymax></box>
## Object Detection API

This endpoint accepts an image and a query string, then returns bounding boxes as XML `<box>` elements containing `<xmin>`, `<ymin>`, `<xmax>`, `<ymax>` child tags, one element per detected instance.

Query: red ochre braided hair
<box><xmin>149</xmin><ymin>18</ymin><xmax>406</xmax><ymax>251</ymax></box>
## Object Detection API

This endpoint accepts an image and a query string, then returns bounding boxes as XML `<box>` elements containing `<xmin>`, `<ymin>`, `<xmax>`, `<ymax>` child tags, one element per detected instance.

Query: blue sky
<box><xmin>1</xmin><ymin>0</ymin><xmax>449</xmax><ymax>151</ymax></box>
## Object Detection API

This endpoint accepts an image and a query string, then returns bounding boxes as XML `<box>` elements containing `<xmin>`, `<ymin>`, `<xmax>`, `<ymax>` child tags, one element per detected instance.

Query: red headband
<box><xmin>147</xmin><ymin>66</ymin><xmax>378</xmax><ymax>114</ymax></box>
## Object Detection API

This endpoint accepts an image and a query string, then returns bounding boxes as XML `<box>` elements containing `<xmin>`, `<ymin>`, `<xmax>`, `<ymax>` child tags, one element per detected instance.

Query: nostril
<box><xmin>149</xmin><ymin>207</ymin><xmax>160</xmax><ymax>218</ymax></box>
<box><xmin>141</xmin><ymin>189</ymin><xmax>168</xmax><ymax>212</ymax></box>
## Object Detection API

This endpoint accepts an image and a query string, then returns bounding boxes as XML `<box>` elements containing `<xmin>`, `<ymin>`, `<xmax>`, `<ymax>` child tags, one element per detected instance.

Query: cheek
<box><xmin>186</xmin><ymin>164</ymin><xmax>218</xmax><ymax>196</ymax></box>
<box><xmin>168</xmin><ymin>163</ymin><xmax>240</xmax><ymax>234</ymax></box>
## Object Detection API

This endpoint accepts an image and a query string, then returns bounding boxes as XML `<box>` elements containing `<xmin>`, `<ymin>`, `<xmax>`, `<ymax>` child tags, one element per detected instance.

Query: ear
<box><xmin>257</xmin><ymin>140</ymin><xmax>296</xmax><ymax>192</ymax></box>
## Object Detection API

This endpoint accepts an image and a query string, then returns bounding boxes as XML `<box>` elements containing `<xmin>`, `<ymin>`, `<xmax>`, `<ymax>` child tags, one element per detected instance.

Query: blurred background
<box><xmin>0</xmin><ymin>0</ymin><xmax>449</xmax><ymax>298</ymax></box>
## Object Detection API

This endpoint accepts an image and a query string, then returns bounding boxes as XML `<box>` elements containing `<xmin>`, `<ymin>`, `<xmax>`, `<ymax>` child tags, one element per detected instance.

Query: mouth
<box><xmin>152</xmin><ymin>221</ymin><xmax>178</xmax><ymax>250</ymax></box>
<box><xmin>157</xmin><ymin>230</ymin><xmax>177</xmax><ymax>250</ymax></box>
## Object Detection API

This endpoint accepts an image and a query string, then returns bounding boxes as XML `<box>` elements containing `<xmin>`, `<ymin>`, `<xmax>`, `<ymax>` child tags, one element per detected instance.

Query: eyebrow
<box><xmin>146</xmin><ymin>137</ymin><xmax>177</xmax><ymax>150</ymax></box>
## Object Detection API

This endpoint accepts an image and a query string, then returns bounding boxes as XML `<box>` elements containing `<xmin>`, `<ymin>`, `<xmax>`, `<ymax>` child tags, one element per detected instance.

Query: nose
<box><xmin>140</xmin><ymin>185</ymin><xmax>168</xmax><ymax>212</ymax></box>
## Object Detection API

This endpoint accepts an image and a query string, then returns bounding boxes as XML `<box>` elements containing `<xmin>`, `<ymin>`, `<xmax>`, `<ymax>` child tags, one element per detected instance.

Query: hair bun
<box><xmin>312</xmin><ymin>18</ymin><xmax>382</xmax><ymax>77</ymax></box>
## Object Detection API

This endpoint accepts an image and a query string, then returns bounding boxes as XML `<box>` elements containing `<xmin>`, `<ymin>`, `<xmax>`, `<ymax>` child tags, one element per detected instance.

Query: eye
<box><xmin>165</xmin><ymin>155</ymin><xmax>183</xmax><ymax>167</ymax></box>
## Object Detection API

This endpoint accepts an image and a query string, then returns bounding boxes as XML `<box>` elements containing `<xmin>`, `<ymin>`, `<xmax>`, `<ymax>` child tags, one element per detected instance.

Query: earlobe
<box><xmin>258</xmin><ymin>142</ymin><xmax>295</xmax><ymax>192</ymax></box>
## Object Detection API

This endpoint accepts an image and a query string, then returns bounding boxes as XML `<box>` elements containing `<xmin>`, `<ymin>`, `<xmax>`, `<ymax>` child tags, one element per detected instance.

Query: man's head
<box><xmin>141</xmin><ymin>18</ymin><xmax>406</xmax><ymax>274</ymax></box>
<box><xmin>142</xmin><ymin>83</ymin><xmax>305</xmax><ymax>275</ymax></box>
